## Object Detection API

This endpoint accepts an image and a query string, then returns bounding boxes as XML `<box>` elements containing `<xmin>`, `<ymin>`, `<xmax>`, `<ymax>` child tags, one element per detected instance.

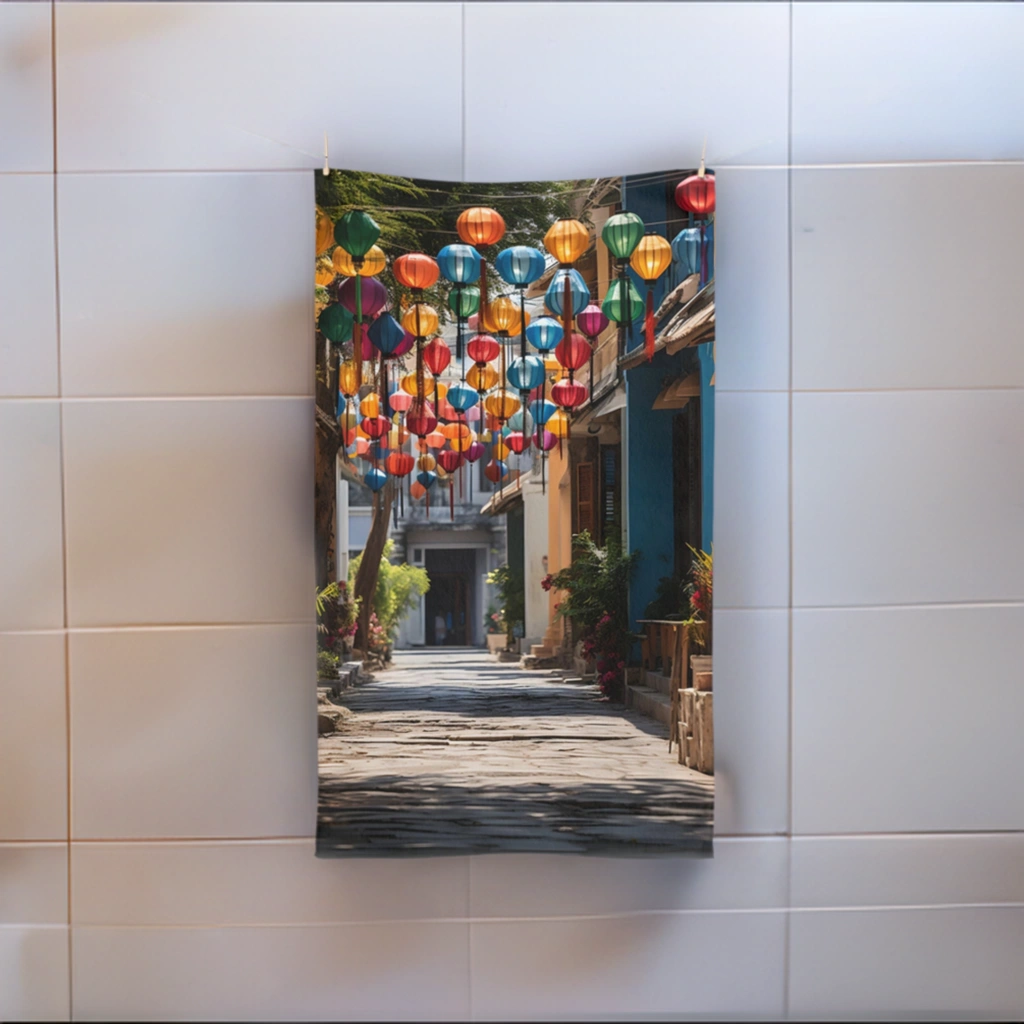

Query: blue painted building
<box><xmin>618</xmin><ymin>171</ymin><xmax>715</xmax><ymax>634</ymax></box>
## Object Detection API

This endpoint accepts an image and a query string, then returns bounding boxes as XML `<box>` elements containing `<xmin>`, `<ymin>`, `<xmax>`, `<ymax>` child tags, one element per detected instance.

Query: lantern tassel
<box><xmin>644</xmin><ymin>288</ymin><xmax>655</xmax><ymax>362</ymax></box>
<box><xmin>449</xmin><ymin>480</ymin><xmax>454</xmax><ymax>521</ymax></box>
<box><xmin>700</xmin><ymin>221</ymin><xmax>708</xmax><ymax>288</ymax></box>
<box><xmin>426</xmin><ymin>489</ymin><xmax>430</xmax><ymax>521</ymax></box>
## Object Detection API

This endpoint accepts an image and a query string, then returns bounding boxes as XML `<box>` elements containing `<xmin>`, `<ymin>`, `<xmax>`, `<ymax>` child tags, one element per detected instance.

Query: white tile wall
<box><xmin>1</xmin><ymin>2</ymin><xmax>1022</xmax><ymax>1020</ymax></box>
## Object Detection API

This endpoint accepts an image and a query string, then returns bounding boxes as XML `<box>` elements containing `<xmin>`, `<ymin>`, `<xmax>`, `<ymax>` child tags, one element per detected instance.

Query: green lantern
<box><xmin>318</xmin><ymin>302</ymin><xmax>354</xmax><ymax>343</ymax></box>
<box><xmin>601</xmin><ymin>212</ymin><xmax>645</xmax><ymax>261</ymax></box>
<box><xmin>333</xmin><ymin>209</ymin><xmax>380</xmax><ymax>259</ymax></box>
<box><xmin>602</xmin><ymin>277</ymin><xmax>644</xmax><ymax>324</ymax></box>
<box><xmin>448</xmin><ymin>284</ymin><xmax>480</xmax><ymax>319</ymax></box>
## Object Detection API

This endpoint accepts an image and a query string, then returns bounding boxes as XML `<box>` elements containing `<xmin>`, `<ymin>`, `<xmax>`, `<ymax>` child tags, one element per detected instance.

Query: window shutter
<box><xmin>576</xmin><ymin>462</ymin><xmax>596</xmax><ymax>538</ymax></box>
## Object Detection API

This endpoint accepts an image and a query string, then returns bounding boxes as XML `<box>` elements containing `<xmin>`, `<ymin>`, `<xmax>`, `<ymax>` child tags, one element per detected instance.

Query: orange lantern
<box><xmin>543</xmin><ymin>219</ymin><xmax>589</xmax><ymax>265</ymax></box>
<box><xmin>410</xmin><ymin>481</ymin><xmax>427</xmax><ymax>500</ymax></box>
<box><xmin>315</xmin><ymin>256</ymin><xmax>335</xmax><ymax>287</ymax></box>
<box><xmin>425</xmin><ymin>430</ymin><xmax>446</xmax><ymax>449</ymax></box>
<box><xmin>393</xmin><ymin>253</ymin><xmax>440</xmax><ymax>291</ymax></box>
<box><xmin>401</xmin><ymin>372</ymin><xmax>435</xmax><ymax>397</ymax></box>
<box><xmin>401</xmin><ymin>303</ymin><xmax>440</xmax><ymax>339</ymax></box>
<box><xmin>630</xmin><ymin>233</ymin><xmax>673</xmax><ymax>361</ymax></box>
<box><xmin>467</xmin><ymin>364</ymin><xmax>498</xmax><ymax>392</ymax></box>
<box><xmin>359</xmin><ymin>393</ymin><xmax>380</xmax><ymax>418</ymax></box>
<box><xmin>338</xmin><ymin>360</ymin><xmax>359</xmax><ymax>398</ymax></box>
<box><xmin>484</xmin><ymin>391</ymin><xmax>520</xmax><ymax>421</ymax></box>
<box><xmin>315</xmin><ymin>208</ymin><xmax>334</xmax><ymax>256</ymax></box>
<box><xmin>483</xmin><ymin>295</ymin><xmax>521</xmax><ymax>335</ymax></box>
<box><xmin>456</xmin><ymin>207</ymin><xmax>505</xmax><ymax>248</ymax></box>
<box><xmin>417</xmin><ymin>453</ymin><xmax>437</xmax><ymax>472</ymax></box>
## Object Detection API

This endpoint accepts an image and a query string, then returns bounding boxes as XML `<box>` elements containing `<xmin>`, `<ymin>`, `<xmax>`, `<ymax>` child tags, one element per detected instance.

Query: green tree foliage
<box><xmin>348</xmin><ymin>541</ymin><xmax>429</xmax><ymax>641</ymax></box>
<box><xmin>548</xmin><ymin>531</ymin><xmax>637</xmax><ymax>638</ymax></box>
<box><xmin>486</xmin><ymin>563</ymin><xmax>525</xmax><ymax>644</ymax></box>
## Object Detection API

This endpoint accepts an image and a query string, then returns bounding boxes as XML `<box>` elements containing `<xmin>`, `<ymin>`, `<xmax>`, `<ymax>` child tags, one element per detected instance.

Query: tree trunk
<box><xmin>314</xmin><ymin>330</ymin><xmax>340</xmax><ymax>590</ymax></box>
<box><xmin>353</xmin><ymin>483</ymin><xmax>393</xmax><ymax>651</ymax></box>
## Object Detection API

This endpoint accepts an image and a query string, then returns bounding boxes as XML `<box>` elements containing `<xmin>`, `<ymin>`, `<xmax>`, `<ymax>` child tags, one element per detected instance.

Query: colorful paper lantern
<box><xmin>448</xmin><ymin>285</ymin><xmax>480</xmax><ymax>319</ymax></box>
<box><xmin>315</xmin><ymin>208</ymin><xmax>334</xmax><ymax>256</ymax></box>
<box><xmin>456</xmin><ymin>207</ymin><xmax>505</xmax><ymax>247</ymax></box>
<box><xmin>507</xmin><ymin>355</ymin><xmax>546</xmax><ymax>393</ymax></box>
<box><xmin>552</xmin><ymin>378</ymin><xmax>589</xmax><ymax>410</ymax></box>
<box><xmin>675</xmin><ymin>172</ymin><xmax>716</xmax><ymax>218</ymax></box>
<box><xmin>359</xmin><ymin>393</ymin><xmax>380</xmax><ymax>418</ymax></box>
<box><xmin>401</xmin><ymin>303</ymin><xmax>439</xmax><ymax>339</ymax></box>
<box><xmin>389</xmin><ymin>389</ymin><xmax>413</xmax><ymax>413</ymax></box>
<box><xmin>333</xmin><ymin>244</ymin><xmax>386</xmax><ymax>278</ymax></box>
<box><xmin>482</xmin><ymin>295</ymin><xmax>521</xmax><ymax>335</ymax></box>
<box><xmin>363</xmin><ymin>466</ymin><xmax>388</xmax><ymax>492</ymax></box>
<box><xmin>400</xmin><ymin>372</ymin><xmax>435</xmax><ymax>397</ymax></box>
<box><xmin>386</xmin><ymin>452</ymin><xmax>415</xmax><ymax>477</ymax></box>
<box><xmin>446</xmin><ymin>382</ymin><xmax>479</xmax><ymax>412</ymax></box>
<box><xmin>484</xmin><ymin>391</ymin><xmax>520</xmax><ymax>421</ymax></box>
<box><xmin>465</xmin><ymin>440</ymin><xmax>486</xmax><ymax>462</ymax></box>
<box><xmin>555</xmin><ymin>334</ymin><xmax>592</xmax><ymax>372</ymax></box>
<box><xmin>602</xmin><ymin>277</ymin><xmax>644</xmax><ymax>324</ymax></box>
<box><xmin>315</xmin><ymin>256</ymin><xmax>336</xmax><ymax>287</ymax></box>
<box><xmin>467</xmin><ymin>334</ymin><xmax>500</xmax><ymax>364</ymax></box>
<box><xmin>544</xmin><ymin>268</ymin><xmax>589</xmax><ymax>318</ymax></box>
<box><xmin>525</xmin><ymin>316</ymin><xmax>563</xmax><ymax>353</ymax></box>
<box><xmin>417</xmin><ymin>453</ymin><xmax>437</xmax><ymax>472</ymax></box>
<box><xmin>671</xmin><ymin>227</ymin><xmax>702</xmax><ymax>279</ymax></box>
<box><xmin>533</xmin><ymin>428</ymin><xmax>558</xmax><ymax>451</ymax></box>
<box><xmin>393</xmin><ymin>253</ymin><xmax>440</xmax><ymax>291</ymax></box>
<box><xmin>543</xmin><ymin>219</ymin><xmax>589</xmax><ymax>265</ymax></box>
<box><xmin>422</xmin><ymin>337</ymin><xmax>452</xmax><ymax>376</ymax></box>
<box><xmin>528</xmin><ymin>398</ymin><xmax>556</xmax><ymax>425</ymax></box>
<box><xmin>467</xmin><ymin>363</ymin><xmax>499</xmax><ymax>393</ymax></box>
<box><xmin>393</xmin><ymin>330</ymin><xmax>415</xmax><ymax>358</ymax></box>
<box><xmin>484</xmin><ymin>459</ymin><xmax>508</xmax><ymax>483</ymax></box>
<box><xmin>367</xmin><ymin>313</ymin><xmax>406</xmax><ymax>357</ymax></box>
<box><xmin>505</xmin><ymin>431</ymin><xmax>530</xmax><ymax>455</ymax></box>
<box><xmin>318</xmin><ymin>303</ymin><xmax>353</xmax><ymax>344</ymax></box>
<box><xmin>410</xmin><ymin>481</ymin><xmax>427</xmax><ymax>500</ymax></box>
<box><xmin>577</xmin><ymin>303</ymin><xmax>609</xmax><ymax>340</ymax></box>
<box><xmin>416</xmin><ymin>469</ymin><xmax>438</xmax><ymax>489</ymax></box>
<box><xmin>601</xmin><ymin>211</ymin><xmax>645</xmax><ymax>260</ymax></box>
<box><xmin>334</xmin><ymin>210</ymin><xmax>381</xmax><ymax>259</ymax></box>
<box><xmin>406</xmin><ymin>399</ymin><xmax>438</xmax><ymax>438</ymax></box>
<box><xmin>630</xmin><ymin>233</ymin><xmax>673</xmax><ymax>361</ymax></box>
<box><xmin>437</xmin><ymin>243</ymin><xmax>482</xmax><ymax>284</ymax></box>
<box><xmin>361</xmin><ymin>415</ymin><xmax>390</xmax><ymax>440</ymax></box>
<box><xmin>425</xmin><ymin>430</ymin><xmax>446</xmax><ymax>449</ymax></box>
<box><xmin>337</xmin><ymin>276</ymin><xmax>388</xmax><ymax>319</ymax></box>
<box><xmin>495</xmin><ymin>246</ymin><xmax>546</xmax><ymax>287</ymax></box>
<box><xmin>438</xmin><ymin>449</ymin><xmax>463</xmax><ymax>473</ymax></box>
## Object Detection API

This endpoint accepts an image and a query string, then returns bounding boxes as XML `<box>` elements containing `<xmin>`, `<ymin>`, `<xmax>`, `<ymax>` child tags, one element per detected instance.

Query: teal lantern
<box><xmin>526</xmin><ymin>316</ymin><xmax>563</xmax><ymax>352</ymax></box>
<box><xmin>448</xmin><ymin>285</ymin><xmax>480</xmax><ymax>319</ymax></box>
<box><xmin>601</xmin><ymin>212</ymin><xmax>645</xmax><ymax>260</ymax></box>
<box><xmin>334</xmin><ymin>210</ymin><xmax>380</xmax><ymax>260</ymax></box>
<box><xmin>318</xmin><ymin>303</ymin><xmax>353</xmax><ymax>344</ymax></box>
<box><xmin>544</xmin><ymin>268</ymin><xmax>589</xmax><ymax>318</ymax></box>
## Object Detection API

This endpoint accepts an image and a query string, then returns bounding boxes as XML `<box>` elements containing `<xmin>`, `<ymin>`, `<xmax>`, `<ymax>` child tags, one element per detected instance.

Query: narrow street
<box><xmin>317</xmin><ymin>648</ymin><xmax>713</xmax><ymax>855</ymax></box>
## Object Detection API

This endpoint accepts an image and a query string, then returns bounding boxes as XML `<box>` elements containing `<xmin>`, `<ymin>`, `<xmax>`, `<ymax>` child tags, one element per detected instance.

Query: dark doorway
<box><xmin>673</xmin><ymin>398</ymin><xmax>703</xmax><ymax>579</ymax></box>
<box><xmin>424</xmin><ymin>548</ymin><xmax>477</xmax><ymax>646</ymax></box>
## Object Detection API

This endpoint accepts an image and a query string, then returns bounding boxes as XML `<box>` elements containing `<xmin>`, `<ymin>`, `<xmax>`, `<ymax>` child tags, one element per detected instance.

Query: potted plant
<box><xmin>486</xmin><ymin>564</ymin><xmax>525</xmax><ymax>653</ymax></box>
<box><xmin>685</xmin><ymin>546</ymin><xmax>713</xmax><ymax>688</ymax></box>
<box><xmin>484</xmin><ymin>606</ymin><xmax>506</xmax><ymax>654</ymax></box>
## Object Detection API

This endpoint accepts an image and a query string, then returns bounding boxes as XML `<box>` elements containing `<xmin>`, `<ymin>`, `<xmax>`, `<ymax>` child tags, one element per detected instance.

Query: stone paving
<box><xmin>316</xmin><ymin>648</ymin><xmax>713</xmax><ymax>856</ymax></box>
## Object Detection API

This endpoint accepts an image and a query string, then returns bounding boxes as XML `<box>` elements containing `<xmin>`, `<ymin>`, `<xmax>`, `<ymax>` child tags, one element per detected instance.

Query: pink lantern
<box><xmin>465</xmin><ymin>440</ymin><xmax>486</xmax><ymax>462</ymax></box>
<box><xmin>338</xmin><ymin>276</ymin><xmax>388</xmax><ymax>319</ymax></box>
<box><xmin>533</xmin><ymin>429</ymin><xmax>558</xmax><ymax>451</ymax></box>
<box><xmin>393</xmin><ymin>330</ymin><xmax>415</xmax><ymax>358</ymax></box>
<box><xmin>577</xmin><ymin>303</ymin><xmax>609</xmax><ymax>339</ymax></box>
<box><xmin>389</xmin><ymin>389</ymin><xmax>414</xmax><ymax>413</ymax></box>
<box><xmin>552</xmin><ymin>379</ymin><xmax>588</xmax><ymax>410</ymax></box>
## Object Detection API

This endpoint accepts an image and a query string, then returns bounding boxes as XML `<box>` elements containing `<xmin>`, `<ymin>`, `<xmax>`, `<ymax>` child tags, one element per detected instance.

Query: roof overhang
<box><xmin>653</xmin><ymin>371</ymin><xmax>701</xmax><ymax>410</ymax></box>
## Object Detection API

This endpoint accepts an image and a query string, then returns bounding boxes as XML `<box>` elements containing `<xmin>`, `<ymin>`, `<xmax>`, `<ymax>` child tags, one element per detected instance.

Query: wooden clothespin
<box><xmin>323</xmin><ymin>131</ymin><xmax>330</xmax><ymax>176</ymax></box>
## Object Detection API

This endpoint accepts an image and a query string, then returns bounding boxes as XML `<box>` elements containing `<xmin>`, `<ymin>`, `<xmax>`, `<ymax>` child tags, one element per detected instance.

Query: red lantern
<box><xmin>389</xmin><ymin>390</ymin><xmax>413</xmax><ymax>414</ymax></box>
<box><xmin>484</xmin><ymin>459</ymin><xmax>506</xmax><ymax>483</ymax></box>
<box><xmin>467</xmin><ymin>334</ymin><xmax>500</xmax><ymax>364</ymax></box>
<box><xmin>393</xmin><ymin>253</ymin><xmax>439</xmax><ymax>291</ymax></box>
<box><xmin>361</xmin><ymin>415</ymin><xmax>390</xmax><ymax>440</ymax></box>
<box><xmin>456</xmin><ymin>207</ymin><xmax>505</xmax><ymax>248</ymax></box>
<box><xmin>555</xmin><ymin>333</ymin><xmax>592</xmax><ymax>371</ymax></box>
<box><xmin>552</xmin><ymin>379</ymin><xmax>588</xmax><ymax>410</ymax></box>
<box><xmin>422</xmin><ymin>337</ymin><xmax>452</xmax><ymax>376</ymax></box>
<box><xmin>438</xmin><ymin>449</ymin><xmax>463</xmax><ymax>473</ymax></box>
<box><xmin>385</xmin><ymin>451</ymin><xmax>415</xmax><ymax>477</ymax></box>
<box><xmin>406</xmin><ymin>399</ymin><xmax>438</xmax><ymax>438</ymax></box>
<box><xmin>505</xmin><ymin>431</ymin><xmax>530</xmax><ymax>454</ymax></box>
<box><xmin>675</xmin><ymin>173</ymin><xmax>716</xmax><ymax>218</ymax></box>
<box><xmin>465</xmin><ymin>440</ymin><xmax>486</xmax><ymax>462</ymax></box>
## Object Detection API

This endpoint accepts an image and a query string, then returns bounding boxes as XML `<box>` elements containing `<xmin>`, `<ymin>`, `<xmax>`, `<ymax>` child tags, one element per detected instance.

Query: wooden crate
<box><xmin>677</xmin><ymin>688</ymin><xmax>713</xmax><ymax>774</ymax></box>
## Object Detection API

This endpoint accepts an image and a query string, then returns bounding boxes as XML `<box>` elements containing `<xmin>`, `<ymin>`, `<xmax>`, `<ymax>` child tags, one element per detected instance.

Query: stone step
<box><xmin>530</xmin><ymin>644</ymin><xmax>554</xmax><ymax>658</ymax></box>
<box><xmin>645</xmin><ymin>671</ymin><xmax>673</xmax><ymax>697</ymax></box>
<box><xmin>626</xmin><ymin>684</ymin><xmax>672</xmax><ymax>727</ymax></box>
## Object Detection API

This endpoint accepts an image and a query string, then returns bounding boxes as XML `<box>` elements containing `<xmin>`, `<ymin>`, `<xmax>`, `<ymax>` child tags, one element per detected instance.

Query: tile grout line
<box><xmin>49</xmin><ymin>1</ymin><xmax>74</xmax><ymax>1017</ymax></box>
<box><xmin>784</xmin><ymin>1</ymin><xmax>795</xmax><ymax>1018</ymax></box>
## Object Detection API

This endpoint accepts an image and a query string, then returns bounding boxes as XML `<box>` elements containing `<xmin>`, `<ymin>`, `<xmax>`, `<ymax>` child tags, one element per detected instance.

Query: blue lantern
<box><xmin>545</xmin><ymin>268</ymin><xmax>590</xmax><ymax>317</ymax></box>
<box><xmin>416</xmin><ymin>470</ymin><xmax>437</xmax><ymax>489</ymax></box>
<box><xmin>437</xmin><ymin>243</ymin><xmax>482</xmax><ymax>284</ymax></box>
<box><xmin>506</xmin><ymin>355</ymin><xmax>546</xmax><ymax>394</ymax></box>
<box><xmin>446</xmin><ymin>381</ymin><xmax>479</xmax><ymax>413</ymax></box>
<box><xmin>507</xmin><ymin>408</ymin><xmax>535</xmax><ymax>434</ymax></box>
<box><xmin>525</xmin><ymin>316</ymin><xmax>563</xmax><ymax>352</ymax></box>
<box><xmin>495</xmin><ymin>245</ymin><xmax>546</xmax><ymax>287</ymax></box>
<box><xmin>364</xmin><ymin>467</ymin><xmax>387</xmax><ymax>492</ymax></box>
<box><xmin>671</xmin><ymin>227</ymin><xmax>702</xmax><ymax>279</ymax></box>
<box><xmin>368</xmin><ymin>313</ymin><xmax>406</xmax><ymax>356</ymax></box>
<box><xmin>528</xmin><ymin>398</ymin><xmax>556</xmax><ymax>425</ymax></box>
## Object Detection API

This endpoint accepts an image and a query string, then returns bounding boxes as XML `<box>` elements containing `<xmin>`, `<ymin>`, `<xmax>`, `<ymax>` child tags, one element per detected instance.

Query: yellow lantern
<box><xmin>543</xmin><ymin>356</ymin><xmax>562</xmax><ymax>375</ymax></box>
<box><xmin>315</xmin><ymin>208</ymin><xmax>334</xmax><ymax>256</ymax></box>
<box><xmin>333</xmin><ymin>243</ymin><xmax>386</xmax><ymax>278</ymax></box>
<box><xmin>467</xmin><ymin>364</ymin><xmax>498</xmax><ymax>392</ymax></box>
<box><xmin>494</xmin><ymin>438</ymin><xmax>510</xmax><ymax>460</ymax></box>
<box><xmin>387</xmin><ymin>426</ymin><xmax>409</xmax><ymax>448</ymax></box>
<box><xmin>547</xmin><ymin>408</ymin><xmax>569</xmax><ymax>439</ymax></box>
<box><xmin>450</xmin><ymin>429</ymin><xmax>475</xmax><ymax>453</ymax></box>
<box><xmin>338</xmin><ymin>360</ymin><xmax>359</xmax><ymax>397</ymax></box>
<box><xmin>543</xmin><ymin>219</ymin><xmax>589</xmax><ymax>265</ymax></box>
<box><xmin>629</xmin><ymin>233</ymin><xmax>673</xmax><ymax>282</ymax></box>
<box><xmin>435</xmin><ymin>381</ymin><xmax>448</xmax><ymax>404</ymax></box>
<box><xmin>435</xmin><ymin>465</ymin><xmax>449</xmax><ymax>481</ymax></box>
<box><xmin>315</xmin><ymin>255</ymin><xmax>336</xmax><ymax>287</ymax></box>
<box><xmin>401</xmin><ymin>372</ymin><xmax>435</xmax><ymax>397</ymax></box>
<box><xmin>483</xmin><ymin>295</ymin><xmax>519</xmax><ymax>334</ymax></box>
<box><xmin>417</xmin><ymin>454</ymin><xmax>436</xmax><ymax>472</ymax></box>
<box><xmin>401</xmin><ymin>303</ymin><xmax>439</xmax><ymax>338</ymax></box>
<box><xmin>484</xmin><ymin>390</ymin><xmax>520</xmax><ymax>421</ymax></box>
<box><xmin>441</xmin><ymin>422</ymin><xmax>471</xmax><ymax>442</ymax></box>
<box><xmin>359</xmin><ymin>393</ymin><xmax>380</xmax><ymax>418</ymax></box>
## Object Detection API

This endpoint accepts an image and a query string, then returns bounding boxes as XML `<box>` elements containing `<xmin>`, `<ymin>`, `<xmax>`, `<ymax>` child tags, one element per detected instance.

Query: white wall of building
<box><xmin>3</xmin><ymin>3</ymin><xmax>1023</xmax><ymax>1019</ymax></box>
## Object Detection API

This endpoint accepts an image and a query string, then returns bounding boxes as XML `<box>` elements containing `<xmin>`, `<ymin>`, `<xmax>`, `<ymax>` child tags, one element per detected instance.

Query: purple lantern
<box><xmin>533</xmin><ymin>428</ymin><xmax>558</xmax><ymax>452</ymax></box>
<box><xmin>577</xmin><ymin>302</ymin><xmax>609</xmax><ymax>340</ymax></box>
<box><xmin>464</xmin><ymin>440</ymin><xmax>487</xmax><ymax>462</ymax></box>
<box><xmin>338</xmin><ymin>276</ymin><xmax>388</xmax><ymax>320</ymax></box>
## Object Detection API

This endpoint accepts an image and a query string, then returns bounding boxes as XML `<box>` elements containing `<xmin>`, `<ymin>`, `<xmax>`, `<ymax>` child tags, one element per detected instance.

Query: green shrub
<box><xmin>317</xmin><ymin>649</ymin><xmax>340</xmax><ymax>679</ymax></box>
<box><xmin>349</xmin><ymin>541</ymin><xmax>429</xmax><ymax>642</ymax></box>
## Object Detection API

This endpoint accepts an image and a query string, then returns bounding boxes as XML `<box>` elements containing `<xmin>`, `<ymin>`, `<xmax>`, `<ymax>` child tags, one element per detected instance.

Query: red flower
<box><xmin>541</xmin><ymin>574</ymin><xmax>554</xmax><ymax>592</ymax></box>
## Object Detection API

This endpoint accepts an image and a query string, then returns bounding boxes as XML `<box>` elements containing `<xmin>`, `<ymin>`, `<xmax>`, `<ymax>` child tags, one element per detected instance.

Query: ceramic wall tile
<box><xmin>713</xmin><ymin>391</ymin><xmax>789</xmax><ymax>609</ymax></box>
<box><xmin>0</xmin><ymin>927</ymin><xmax>70</xmax><ymax>1022</ymax></box>
<box><xmin>789</xmin><ymin>906</ymin><xmax>1024</xmax><ymax>1020</ymax></box>
<box><xmin>71</xmin><ymin>922</ymin><xmax>470</xmax><ymax>1021</ymax></box>
<box><xmin>72</xmin><ymin>840</ymin><xmax>468</xmax><ymax>925</ymax></box>
<box><xmin>470</xmin><ymin>911</ymin><xmax>786</xmax><ymax>1020</ymax></box>
<box><xmin>464</xmin><ymin>2</ymin><xmax>789</xmax><ymax>179</ymax></box>
<box><xmin>793</xmin><ymin>164</ymin><xmax>1024</xmax><ymax>391</ymax></box>
<box><xmin>63</xmin><ymin>398</ymin><xmax>311</xmax><ymax>626</ymax></box>
<box><xmin>0</xmin><ymin>3</ymin><xmax>53</xmax><ymax>172</ymax></box>
<box><xmin>0</xmin><ymin>402</ymin><xmax>65</xmax><ymax>631</ymax></box>
<box><xmin>0</xmin><ymin>174</ymin><xmax>58</xmax><ymax>397</ymax></box>
<box><xmin>792</xmin><ymin>2</ymin><xmax>1024</xmax><ymax>164</ymax></box>
<box><xmin>714</xmin><ymin>167</ymin><xmax>789</xmax><ymax>392</ymax></box>
<box><xmin>58</xmin><ymin>172</ymin><xmax>312</xmax><ymax>398</ymax></box>
<box><xmin>0</xmin><ymin>844</ymin><xmax>67</xmax><ymax>925</ymax></box>
<box><xmin>793</xmin><ymin>390</ymin><xmax>1024</xmax><ymax>608</ymax></box>
<box><xmin>0</xmin><ymin>634</ymin><xmax>66</xmax><ymax>841</ymax></box>
<box><xmin>70</xmin><ymin>625</ymin><xmax>315</xmax><ymax>839</ymax></box>
<box><xmin>792</xmin><ymin>605</ymin><xmax>1024</xmax><ymax>834</ymax></box>
<box><xmin>55</xmin><ymin>2</ymin><xmax>463</xmax><ymax>178</ymax></box>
